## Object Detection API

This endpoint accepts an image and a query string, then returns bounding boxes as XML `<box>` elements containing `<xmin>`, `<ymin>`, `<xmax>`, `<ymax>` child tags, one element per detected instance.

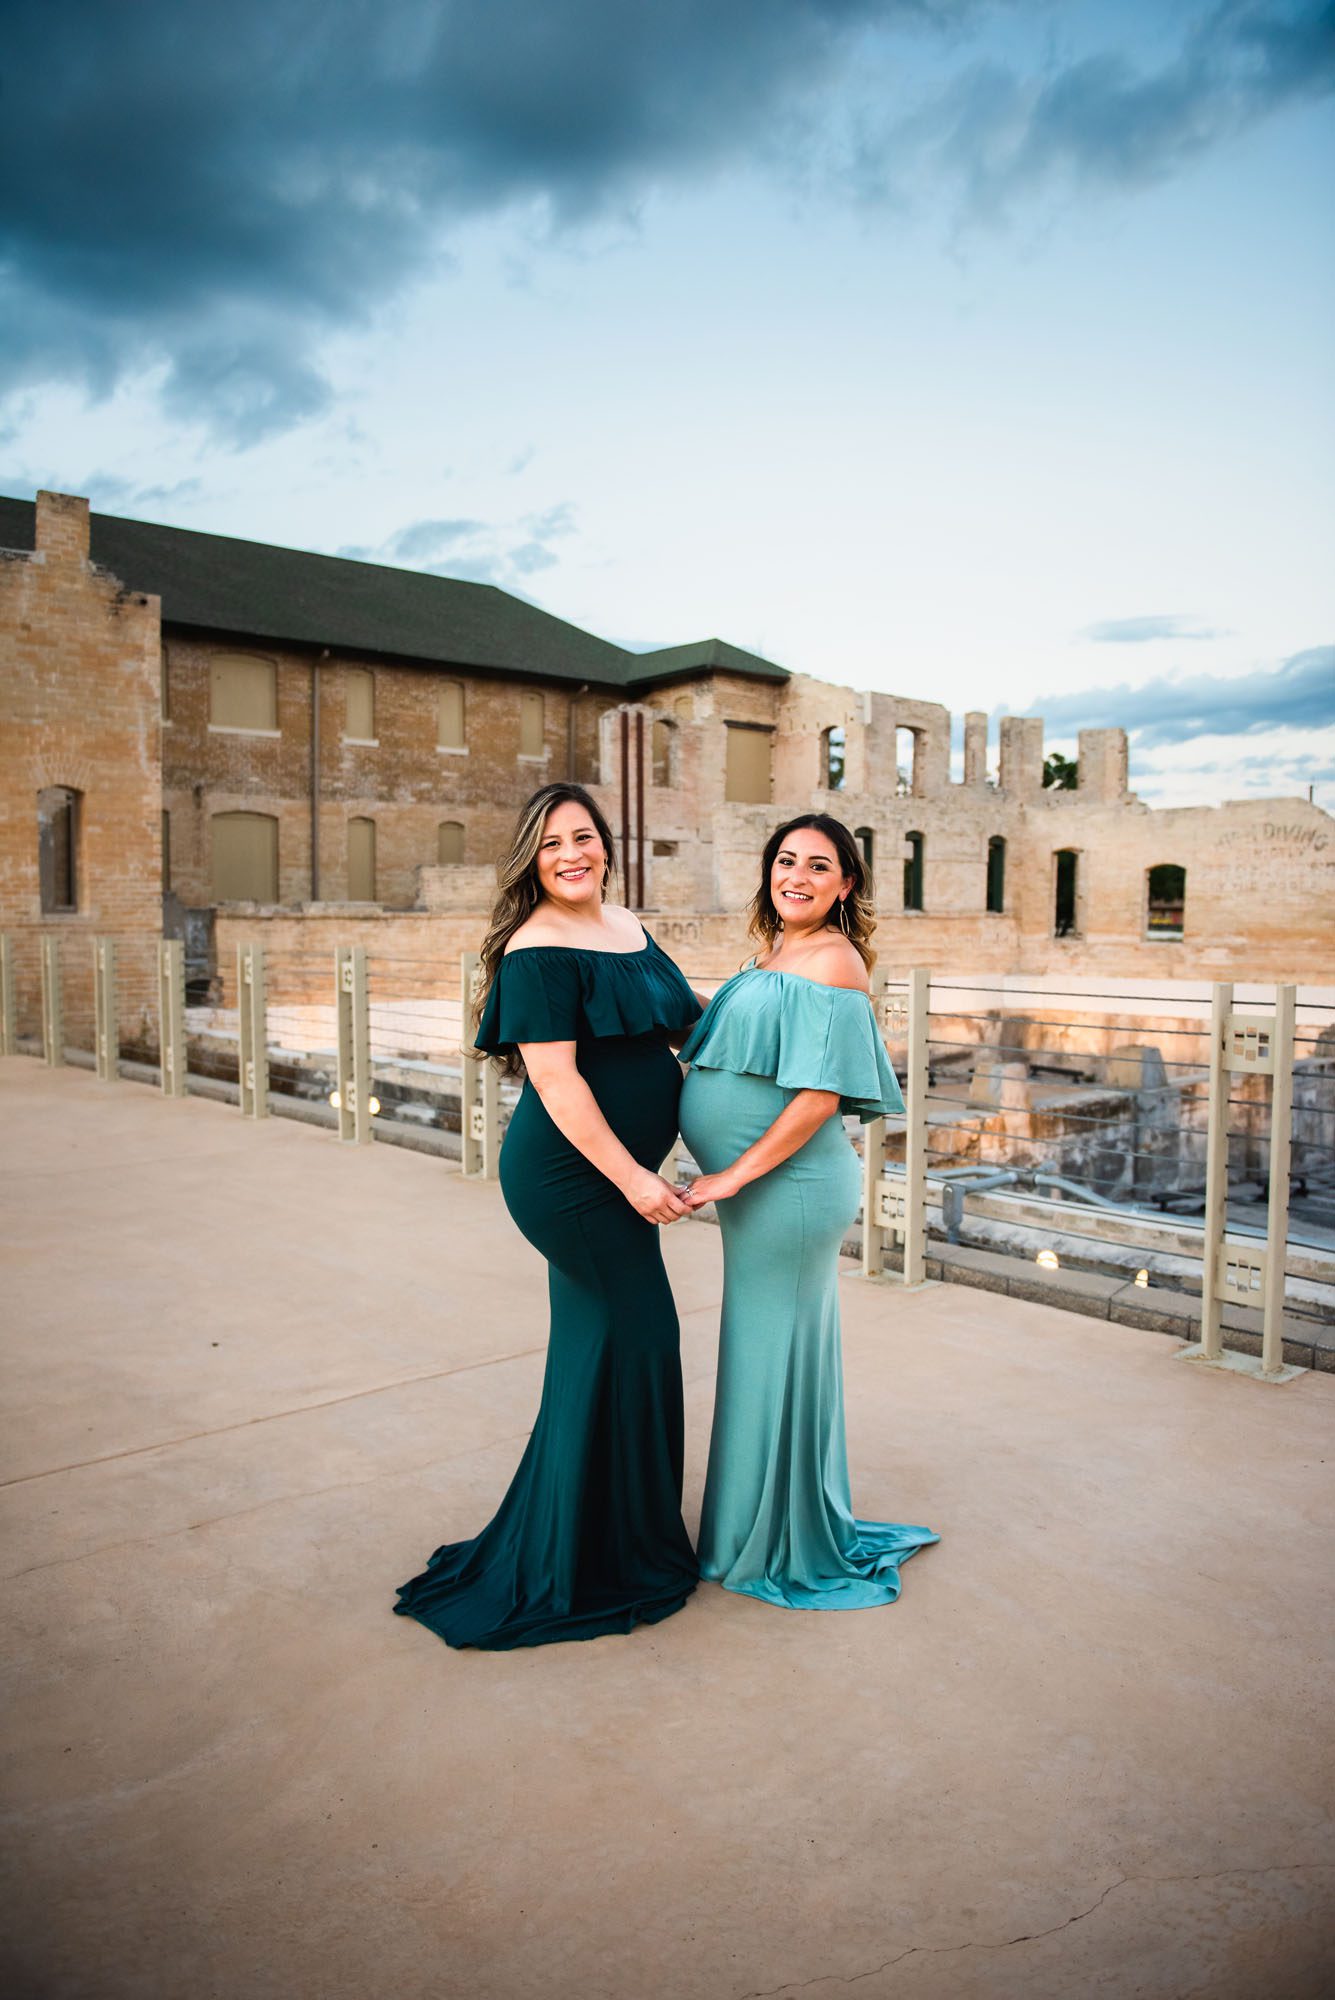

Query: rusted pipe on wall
<box><xmin>635</xmin><ymin>710</ymin><xmax>645</xmax><ymax>909</ymax></box>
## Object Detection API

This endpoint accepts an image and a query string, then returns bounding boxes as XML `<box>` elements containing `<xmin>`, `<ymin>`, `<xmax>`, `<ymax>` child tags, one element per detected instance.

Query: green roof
<box><xmin>0</xmin><ymin>495</ymin><xmax>789</xmax><ymax>692</ymax></box>
<box><xmin>628</xmin><ymin>637</ymin><xmax>789</xmax><ymax>684</ymax></box>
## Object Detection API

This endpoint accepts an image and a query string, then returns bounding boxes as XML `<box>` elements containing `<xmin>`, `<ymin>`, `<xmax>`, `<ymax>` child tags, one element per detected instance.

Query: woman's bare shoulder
<box><xmin>599</xmin><ymin>903</ymin><xmax>649</xmax><ymax>947</ymax></box>
<box><xmin>804</xmin><ymin>935</ymin><xmax>870</xmax><ymax>993</ymax></box>
<box><xmin>503</xmin><ymin>913</ymin><xmax>557</xmax><ymax>954</ymax></box>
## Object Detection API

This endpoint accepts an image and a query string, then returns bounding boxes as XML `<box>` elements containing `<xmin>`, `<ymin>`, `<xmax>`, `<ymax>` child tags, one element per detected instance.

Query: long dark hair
<box><xmin>473</xmin><ymin>783</ymin><xmax>619</xmax><ymax>1074</ymax></box>
<box><xmin>748</xmin><ymin>812</ymin><xmax>876</xmax><ymax>973</ymax></box>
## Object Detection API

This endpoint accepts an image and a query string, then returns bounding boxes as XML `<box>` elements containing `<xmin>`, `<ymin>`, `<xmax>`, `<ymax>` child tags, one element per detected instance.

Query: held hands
<box><xmin>625</xmin><ymin>1169</ymin><xmax>690</xmax><ymax>1226</ymax></box>
<box><xmin>682</xmin><ymin>1167</ymin><xmax>744</xmax><ymax>1210</ymax></box>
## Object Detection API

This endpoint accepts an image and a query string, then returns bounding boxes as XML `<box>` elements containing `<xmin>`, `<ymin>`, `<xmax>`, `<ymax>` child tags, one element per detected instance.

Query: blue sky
<box><xmin>3</xmin><ymin>0</ymin><xmax>1333</xmax><ymax>808</ymax></box>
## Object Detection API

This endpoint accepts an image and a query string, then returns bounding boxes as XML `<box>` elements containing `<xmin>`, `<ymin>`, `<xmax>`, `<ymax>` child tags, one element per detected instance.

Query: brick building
<box><xmin>2</xmin><ymin>487</ymin><xmax>1331</xmax><ymax>1030</ymax></box>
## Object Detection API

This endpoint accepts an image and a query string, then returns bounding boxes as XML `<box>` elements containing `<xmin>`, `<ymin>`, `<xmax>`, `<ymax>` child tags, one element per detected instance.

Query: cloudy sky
<box><xmin>4</xmin><ymin>0</ymin><xmax>1333</xmax><ymax>809</ymax></box>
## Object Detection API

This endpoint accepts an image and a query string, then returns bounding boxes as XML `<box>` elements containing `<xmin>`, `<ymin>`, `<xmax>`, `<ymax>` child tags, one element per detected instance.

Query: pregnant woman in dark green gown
<box><xmin>394</xmin><ymin>784</ymin><xmax>701</xmax><ymax>1650</ymax></box>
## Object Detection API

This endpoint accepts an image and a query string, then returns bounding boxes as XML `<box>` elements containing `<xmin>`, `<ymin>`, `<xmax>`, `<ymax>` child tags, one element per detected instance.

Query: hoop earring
<box><xmin>838</xmin><ymin>898</ymin><xmax>851</xmax><ymax>936</ymax></box>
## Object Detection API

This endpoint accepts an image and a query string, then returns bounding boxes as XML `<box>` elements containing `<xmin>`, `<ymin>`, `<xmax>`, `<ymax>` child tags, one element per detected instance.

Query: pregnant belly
<box><xmin>680</xmin><ymin>1066</ymin><xmax>861</xmax><ymax>1237</ymax></box>
<box><xmin>501</xmin><ymin>1036</ymin><xmax>683</xmax><ymax>1226</ymax></box>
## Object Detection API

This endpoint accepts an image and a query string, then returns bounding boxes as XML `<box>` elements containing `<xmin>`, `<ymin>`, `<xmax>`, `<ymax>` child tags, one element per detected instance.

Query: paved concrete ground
<box><xmin>2</xmin><ymin>1056</ymin><xmax>1333</xmax><ymax>2000</ymax></box>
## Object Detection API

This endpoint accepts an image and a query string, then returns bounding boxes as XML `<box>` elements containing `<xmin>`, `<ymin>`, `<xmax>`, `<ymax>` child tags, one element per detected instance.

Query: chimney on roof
<box><xmin>34</xmin><ymin>490</ymin><xmax>90</xmax><ymax>566</ymax></box>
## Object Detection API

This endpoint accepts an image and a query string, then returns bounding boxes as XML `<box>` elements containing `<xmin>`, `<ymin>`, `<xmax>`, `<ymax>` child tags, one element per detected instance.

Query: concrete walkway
<box><xmin>2</xmin><ymin>1056</ymin><xmax>1333</xmax><ymax>2000</ymax></box>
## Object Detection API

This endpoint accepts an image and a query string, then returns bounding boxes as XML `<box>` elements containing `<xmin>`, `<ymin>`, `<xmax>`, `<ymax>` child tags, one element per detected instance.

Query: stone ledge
<box><xmin>915</xmin><ymin>1238</ymin><xmax>1329</xmax><ymax>1371</ymax></box>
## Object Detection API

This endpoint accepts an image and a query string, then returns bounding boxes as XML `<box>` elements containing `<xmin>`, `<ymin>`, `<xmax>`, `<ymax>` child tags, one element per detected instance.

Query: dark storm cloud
<box><xmin>1082</xmin><ymin>614</ymin><xmax>1229</xmax><ymax>643</ymax></box>
<box><xmin>1012</xmin><ymin>645</ymin><xmax>1335</xmax><ymax>749</ymax></box>
<box><xmin>3</xmin><ymin>2</ymin><xmax>1330</xmax><ymax>441</ymax></box>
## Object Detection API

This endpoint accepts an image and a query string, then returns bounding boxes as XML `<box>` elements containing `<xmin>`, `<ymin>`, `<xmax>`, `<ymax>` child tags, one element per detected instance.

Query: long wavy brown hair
<box><xmin>748</xmin><ymin>812</ymin><xmax>877</xmax><ymax>973</ymax></box>
<box><xmin>472</xmin><ymin>783</ymin><xmax>618</xmax><ymax>1076</ymax></box>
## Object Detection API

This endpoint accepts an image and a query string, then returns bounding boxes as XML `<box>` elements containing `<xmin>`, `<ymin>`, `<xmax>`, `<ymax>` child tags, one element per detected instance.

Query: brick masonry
<box><xmin>4</xmin><ymin>488</ymin><xmax>1332</xmax><ymax>1040</ymax></box>
<box><xmin>0</xmin><ymin>495</ymin><xmax>161</xmax><ymax>1044</ymax></box>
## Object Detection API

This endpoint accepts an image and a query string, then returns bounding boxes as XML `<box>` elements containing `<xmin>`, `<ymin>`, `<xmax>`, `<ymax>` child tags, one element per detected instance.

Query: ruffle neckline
<box><xmin>679</xmin><ymin>967</ymin><xmax>904</xmax><ymax>1122</ymax></box>
<box><xmin>475</xmin><ymin>932</ymin><xmax>700</xmax><ymax>1053</ymax></box>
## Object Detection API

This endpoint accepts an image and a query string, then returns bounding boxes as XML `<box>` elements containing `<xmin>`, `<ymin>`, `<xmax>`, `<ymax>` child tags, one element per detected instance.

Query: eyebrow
<box><xmin>777</xmin><ymin>848</ymin><xmax>837</xmax><ymax>863</ymax></box>
<box><xmin>542</xmin><ymin>824</ymin><xmax>597</xmax><ymax>841</ymax></box>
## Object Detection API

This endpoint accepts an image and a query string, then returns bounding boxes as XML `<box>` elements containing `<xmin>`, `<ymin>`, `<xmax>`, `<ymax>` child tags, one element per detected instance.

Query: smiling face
<box><xmin>535</xmin><ymin>797</ymin><xmax>607</xmax><ymax>909</ymax></box>
<box><xmin>770</xmin><ymin>826</ymin><xmax>851</xmax><ymax>932</ymax></box>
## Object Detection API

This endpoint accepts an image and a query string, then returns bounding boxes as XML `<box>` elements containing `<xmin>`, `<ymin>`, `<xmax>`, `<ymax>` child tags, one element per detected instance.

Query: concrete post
<box><xmin>902</xmin><ymin>966</ymin><xmax>930</xmax><ymax>1287</ymax></box>
<box><xmin>861</xmin><ymin>971</ymin><xmax>891</xmax><ymax>1277</ymax></box>
<box><xmin>158</xmin><ymin>939</ymin><xmax>186</xmax><ymax>1097</ymax></box>
<box><xmin>0</xmin><ymin>936</ymin><xmax>16</xmax><ymax>1056</ymax></box>
<box><xmin>460</xmin><ymin>950</ymin><xmax>500</xmax><ymax>1179</ymax></box>
<box><xmin>93</xmin><ymin>938</ymin><xmax>117</xmax><ymax>1081</ymax></box>
<box><xmin>1262</xmin><ymin>985</ymin><xmax>1296</xmax><ymax>1375</ymax></box>
<box><xmin>1199</xmin><ymin>982</ymin><xmax>1233</xmax><ymax>1361</ymax></box>
<box><xmin>41</xmin><ymin>935</ymin><xmax>64</xmax><ymax>1067</ymax></box>
<box><xmin>237</xmin><ymin>943</ymin><xmax>269</xmax><ymax>1119</ymax></box>
<box><xmin>335</xmin><ymin>945</ymin><xmax>372</xmax><ymax>1144</ymax></box>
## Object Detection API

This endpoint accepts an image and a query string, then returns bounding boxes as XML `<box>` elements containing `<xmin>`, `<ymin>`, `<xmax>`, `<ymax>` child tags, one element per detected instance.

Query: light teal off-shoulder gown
<box><xmin>678</xmin><ymin>968</ymin><xmax>938</xmax><ymax>1609</ymax></box>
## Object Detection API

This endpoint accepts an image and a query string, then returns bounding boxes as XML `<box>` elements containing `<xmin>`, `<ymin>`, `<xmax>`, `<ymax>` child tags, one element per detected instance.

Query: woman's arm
<box><xmin>684</xmin><ymin>1088</ymin><xmax>840</xmax><ymax>1208</ymax></box>
<box><xmin>520</xmin><ymin>1041</ymin><xmax>687</xmax><ymax>1225</ymax></box>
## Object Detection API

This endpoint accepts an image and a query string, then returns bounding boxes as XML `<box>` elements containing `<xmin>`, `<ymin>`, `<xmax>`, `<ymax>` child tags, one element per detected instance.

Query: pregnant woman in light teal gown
<box><xmin>679</xmin><ymin>813</ymin><xmax>938</xmax><ymax>1609</ymax></box>
<box><xmin>394</xmin><ymin>784</ymin><xmax>701</xmax><ymax>1649</ymax></box>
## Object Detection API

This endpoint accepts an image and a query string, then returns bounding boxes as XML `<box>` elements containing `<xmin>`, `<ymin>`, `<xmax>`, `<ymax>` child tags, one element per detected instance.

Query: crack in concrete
<box><xmin>0</xmin><ymin>1345</ymin><xmax>547</xmax><ymax>1491</ymax></box>
<box><xmin>735</xmin><ymin>1863</ymin><xmax>1335</xmax><ymax>1998</ymax></box>
<box><xmin>3</xmin><ymin>1428</ymin><xmax>540</xmax><ymax>1583</ymax></box>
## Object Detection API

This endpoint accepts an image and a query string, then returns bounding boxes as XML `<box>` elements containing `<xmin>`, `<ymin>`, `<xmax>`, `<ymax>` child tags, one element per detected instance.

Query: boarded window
<box><xmin>212</xmin><ymin>812</ymin><xmax>278</xmax><ymax>902</ymax></box>
<box><xmin>38</xmin><ymin>787</ymin><xmax>79</xmax><ymax>913</ymax></box>
<box><xmin>345</xmin><ymin>669</ymin><xmax>375</xmax><ymax>740</ymax></box>
<box><xmin>438</xmin><ymin>820</ymin><xmax>465</xmax><ymax>865</ymax></box>
<box><xmin>652</xmin><ymin>718</ymin><xmax>674</xmax><ymax>788</ymax></box>
<box><xmin>162</xmin><ymin>810</ymin><xmax>172</xmax><ymax>893</ymax></box>
<box><xmin>823</xmin><ymin>727</ymin><xmax>846</xmax><ymax>791</ymax></box>
<box><xmin>1146</xmin><ymin>863</ymin><xmax>1185</xmax><ymax>939</ymax></box>
<box><xmin>438</xmin><ymin>681</ymin><xmax>466</xmax><ymax>750</ymax></box>
<box><xmin>986</xmin><ymin>835</ymin><xmax>1006</xmax><ymax>914</ymax></box>
<box><xmin>348</xmin><ymin>817</ymin><xmax>376</xmax><ymax>901</ymax></box>
<box><xmin>519</xmin><ymin>691</ymin><xmax>545</xmax><ymax>758</ymax></box>
<box><xmin>674</xmin><ymin>693</ymin><xmax>693</xmax><ymax>720</ymax></box>
<box><xmin>1054</xmin><ymin>849</ymin><xmax>1079</xmax><ymax>936</ymax></box>
<box><xmin>724</xmin><ymin>723</ymin><xmax>773</xmax><ymax>804</ymax></box>
<box><xmin>210</xmin><ymin>653</ymin><xmax>277</xmax><ymax>731</ymax></box>
<box><xmin>903</xmin><ymin>830</ymin><xmax>924</xmax><ymax>912</ymax></box>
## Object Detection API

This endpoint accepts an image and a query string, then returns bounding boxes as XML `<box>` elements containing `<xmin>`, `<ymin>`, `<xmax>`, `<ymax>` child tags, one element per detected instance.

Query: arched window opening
<box><xmin>437</xmin><ymin>820</ymin><xmax>465</xmax><ymax>865</ymax></box>
<box><xmin>855</xmin><ymin>826</ymin><xmax>874</xmax><ymax>873</ymax></box>
<box><xmin>212</xmin><ymin>812</ymin><xmax>278</xmax><ymax>903</ymax></box>
<box><xmin>1146</xmin><ymin>863</ymin><xmax>1186</xmax><ymax>939</ymax></box>
<box><xmin>1054</xmin><ymin>848</ymin><xmax>1079</xmax><ymax>936</ymax></box>
<box><xmin>38</xmin><ymin>786</ymin><xmax>80</xmax><ymax>913</ymax></box>
<box><xmin>895</xmin><ymin>726</ymin><xmax>918</xmax><ymax>797</ymax></box>
<box><xmin>519</xmin><ymin>691</ymin><xmax>546</xmax><ymax>759</ymax></box>
<box><xmin>344</xmin><ymin>668</ymin><xmax>375</xmax><ymax>741</ymax></box>
<box><xmin>347</xmin><ymin>817</ymin><xmax>376</xmax><ymax>901</ymax></box>
<box><xmin>724</xmin><ymin>723</ymin><xmax>773</xmax><ymax>804</ymax></box>
<box><xmin>652</xmin><ymin>718</ymin><xmax>675</xmax><ymax>788</ymax></box>
<box><xmin>903</xmin><ymin>831</ymin><xmax>924</xmax><ymax>912</ymax></box>
<box><xmin>986</xmin><ymin>835</ymin><xmax>1006</xmax><ymax>914</ymax></box>
<box><xmin>210</xmin><ymin>653</ymin><xmax>277</xmax><ymax>732</ymax></box>
<box><xmin>438</xmin><ymin>681</ymin><xmax>465</xmax><ymax>750</ymax></box>
<box><xmin>823</xmin><ymin>726</ymin><xmax>846</xmax><ymax>791</ymax></box>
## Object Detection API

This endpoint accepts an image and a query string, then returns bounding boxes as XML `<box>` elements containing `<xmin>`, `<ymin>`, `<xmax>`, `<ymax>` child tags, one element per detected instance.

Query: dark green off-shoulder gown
<box><xmin>393</xmin><ymin>934</ymin><xmax>702</xmax><ymax>1650</ymax></box>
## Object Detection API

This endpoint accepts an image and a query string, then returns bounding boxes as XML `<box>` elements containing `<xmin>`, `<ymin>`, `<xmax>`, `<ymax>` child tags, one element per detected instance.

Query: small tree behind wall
<box><xmin>1043</xmin><ymin>751</ymin><xmax>1078</xmax><ymax>790</ymax></box>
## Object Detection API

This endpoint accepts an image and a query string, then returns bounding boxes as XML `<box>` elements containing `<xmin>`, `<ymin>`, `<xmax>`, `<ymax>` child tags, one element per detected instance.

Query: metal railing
<box><xmin>856</xmin><ymin>968</ymin><xmax>1334</xmax><ymax>1381</ymax></box>
<box><xmin>5</xmin><ymin>934</ymin><xmax>1331</xmax><ymax>1375</ymax></box>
